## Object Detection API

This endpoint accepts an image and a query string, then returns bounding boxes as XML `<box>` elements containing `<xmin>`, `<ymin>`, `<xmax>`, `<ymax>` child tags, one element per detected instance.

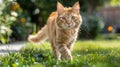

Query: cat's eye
<box><xmin>60</xmin><ymin>17</ymin><xmax>66</xmax><ymax>20</ymax></box>
<box><xmin>71</xmin><ymin>16</ymin><xmax>76</xmax><ymax>19</ymax></box>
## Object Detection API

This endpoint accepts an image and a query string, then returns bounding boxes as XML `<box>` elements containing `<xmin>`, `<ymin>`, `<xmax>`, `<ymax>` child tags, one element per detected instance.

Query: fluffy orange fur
<box><xmin>28</xmin><ymin>2</ymin><xmax>82</xmax><ymax>60</ymax></box>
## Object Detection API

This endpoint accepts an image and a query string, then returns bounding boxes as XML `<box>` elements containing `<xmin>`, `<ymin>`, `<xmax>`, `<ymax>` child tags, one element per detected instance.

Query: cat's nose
<box><xmin>66</xmin><ymin>22</ymin><xmax>71</xmax><ymax>25</ymax></box>
<box><xmin>66</xmin><ymin>23</ymin><xmax>71</xmax><ymax>27</ymax></box>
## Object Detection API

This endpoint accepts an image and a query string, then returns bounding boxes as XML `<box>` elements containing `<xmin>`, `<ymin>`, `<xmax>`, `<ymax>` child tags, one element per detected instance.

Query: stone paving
<box><xmin>0</xmin><ymin>41</ymin><xmax>25</xmax><ymax>55</ymax></box>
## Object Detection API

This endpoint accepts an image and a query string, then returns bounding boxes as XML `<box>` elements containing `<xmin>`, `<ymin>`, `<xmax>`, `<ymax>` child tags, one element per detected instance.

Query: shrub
<box><xmin>0</xmin><ymin>14</ymin><xmax>16</xmax><ymax>43</ymax></box>
<box><xmin>79</xmin><ymin>13</ymin><xmax>104</xmax><ymax>39</ymax></box>
<box><xmin>0</xmin><ymin>1</ymin><xmax>33</xmax><ymax>43</ymax></box>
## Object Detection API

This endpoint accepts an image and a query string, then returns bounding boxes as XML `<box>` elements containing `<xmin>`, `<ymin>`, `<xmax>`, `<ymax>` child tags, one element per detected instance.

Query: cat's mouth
<box><xmin>59</xmin><ymin>24</ymin><xmax>76</xmax><ymax>29</ymax></box>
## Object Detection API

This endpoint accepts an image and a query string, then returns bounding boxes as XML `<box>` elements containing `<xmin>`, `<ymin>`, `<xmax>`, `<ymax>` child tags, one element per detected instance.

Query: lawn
<box><xmin>0</xmin><ymin>40</ymin><xmax>120</xmax><ymax>67</ymax></box>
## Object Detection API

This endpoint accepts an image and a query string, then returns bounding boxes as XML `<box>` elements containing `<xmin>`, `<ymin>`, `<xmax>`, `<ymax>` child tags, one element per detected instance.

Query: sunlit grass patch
<box><xmin>0</xmin><ymin>40</ymin><xmax>120</xmax><ymax>67</ymax></box>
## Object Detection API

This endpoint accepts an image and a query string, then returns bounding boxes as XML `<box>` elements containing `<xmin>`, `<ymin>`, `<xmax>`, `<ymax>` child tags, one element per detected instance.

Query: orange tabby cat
<box><xmin>28</xmin><ymin>2</ymin><xmax>82</xmax><ymax>60</ymax></box>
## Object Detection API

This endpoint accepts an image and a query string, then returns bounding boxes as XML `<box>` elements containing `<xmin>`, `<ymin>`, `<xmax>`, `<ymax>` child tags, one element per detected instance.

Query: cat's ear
<box><xmin>57</xmin><ymin>2</ymin><xmax>64</xmax><ymax>14</ymax></box>
<box><xmin>72</xmin><ymin>2</ymin><xmax>80</xmax><ymax>14</ymax></box>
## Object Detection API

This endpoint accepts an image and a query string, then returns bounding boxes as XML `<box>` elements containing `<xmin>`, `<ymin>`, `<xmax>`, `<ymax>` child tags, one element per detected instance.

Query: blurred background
<box><xmin>0</xmin><ymin>0</ymin><xmax>120</xmax><ymax>44</ymax></box>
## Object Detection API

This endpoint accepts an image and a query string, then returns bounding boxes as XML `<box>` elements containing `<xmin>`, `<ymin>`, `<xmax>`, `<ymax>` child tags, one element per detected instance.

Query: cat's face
<box><xmin>56</xmin><ymin>2</ymin><xmax>82</xmax><ymax>29</ymax></box>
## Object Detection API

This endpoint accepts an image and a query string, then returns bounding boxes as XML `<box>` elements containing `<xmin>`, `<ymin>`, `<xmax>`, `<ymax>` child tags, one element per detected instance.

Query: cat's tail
<box><xmin>28</xmin><ymin>25</ymin><xmax>48</xmax><ymax>44</ymax></box>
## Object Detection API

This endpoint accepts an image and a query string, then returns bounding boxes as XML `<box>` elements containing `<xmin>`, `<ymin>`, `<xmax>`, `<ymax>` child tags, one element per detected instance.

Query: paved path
<box><xmin>0</xmin><ymin>41</ymin><xmax>25</xmax><ymax>55</ymax></box>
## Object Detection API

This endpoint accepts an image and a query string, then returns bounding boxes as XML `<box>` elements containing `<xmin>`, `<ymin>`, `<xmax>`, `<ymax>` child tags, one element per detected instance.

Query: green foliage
<box><xmin>80</xmin><ymin>14</ymin><xmax>104</xmax><ymax>39</ymax></box>
<box><xmin>0</xmin><ymin>40</ymin><xmax>120</xmax><ymax>67</ymax></box>
<box><xmin>17</xmin><ymin>0</ymin><xmax>108</xmax><ymax>23</ymax></box>
<box><xmin>0</xmin><ymin>0</ymin><xmax>15</xmax><ymax>44</ymax></box>
<box><xmin>109</xmin><ymin>0</ymin><xmax>120</xmax><ymax>6</ymax></box>
<box><xmin>0</xmin><ymin>0</ymin><xmax>33</xmax><ymax>43</ymax></box>
<box><xmin>10</xmin><ymin>22</ymin><xmax>33</xmax><ymax>41</ymax></box>
<box><xmin>0</xmin><ymin>25</ymin><xmax>12</xmax><ymax>44</ymax></box>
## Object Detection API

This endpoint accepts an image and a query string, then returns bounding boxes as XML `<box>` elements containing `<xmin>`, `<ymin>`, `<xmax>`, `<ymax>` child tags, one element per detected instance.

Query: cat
<box><xmin>28</xmin><ymin>2</ymin><xmax>82</xmax><ymax>60</ymax></box>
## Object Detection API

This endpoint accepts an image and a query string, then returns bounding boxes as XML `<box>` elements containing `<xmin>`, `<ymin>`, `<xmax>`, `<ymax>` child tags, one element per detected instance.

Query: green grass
<box><xmin>0</xmin><ymin>40</ymin><xmax>120</xmax><ymax>67</ymax></box>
